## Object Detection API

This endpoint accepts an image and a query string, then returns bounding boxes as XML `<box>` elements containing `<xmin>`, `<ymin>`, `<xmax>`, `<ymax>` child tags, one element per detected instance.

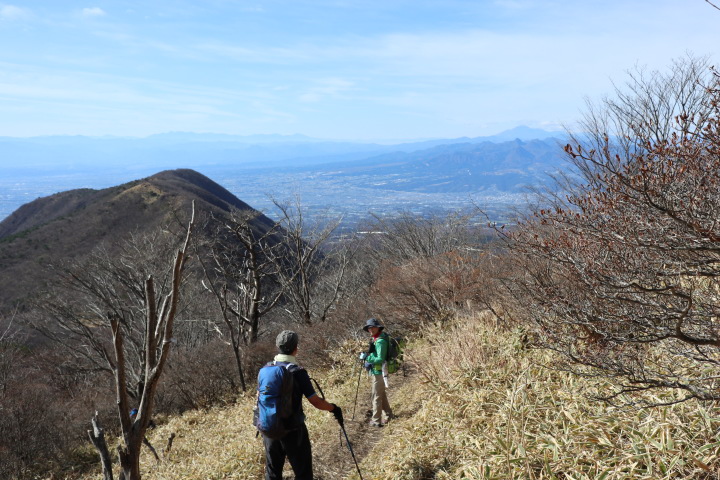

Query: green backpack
<box><xmin>385</xmin><ymin>334</ymin><xmax>406</xmax><ymax>374</ymax></box>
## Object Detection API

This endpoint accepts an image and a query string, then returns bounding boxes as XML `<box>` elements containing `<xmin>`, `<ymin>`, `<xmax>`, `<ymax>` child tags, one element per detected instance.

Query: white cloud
<box><xmin>299</xmin><ymin>78</ymin><xmax>355</xmax><ymax>103</ymax></box>
<box><xmin>0</xmin><ymin>57</ymin><xmax>304</xmax><ymax>137</ymax></box>
<box><xmin>0</xmin><ymin>5</ymin><xmax>29</xmax><ymax>20</ymax></box>
<box><xmin>82</xmin><ymin>7</ymin><xmax>106</xmax><ymax>18</ymax></box>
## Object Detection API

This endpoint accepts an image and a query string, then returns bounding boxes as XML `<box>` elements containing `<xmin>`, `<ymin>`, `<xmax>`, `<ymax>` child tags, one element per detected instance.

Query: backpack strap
<box><xmin>271</xmin><ymin>361</ymin><xmax>304</xmax><ymax>374</ymax></box>
<box><xmin>272</xmin><ymin>360</ymin><xmax>297</xmax><ymax>367</ymax></box>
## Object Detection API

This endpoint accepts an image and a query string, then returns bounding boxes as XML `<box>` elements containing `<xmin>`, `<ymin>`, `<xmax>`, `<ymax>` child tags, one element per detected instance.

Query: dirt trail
<box><xmin>313</xmin><ymin>364</ymin><xmax>415</xmax><ymax>480</ymax></box>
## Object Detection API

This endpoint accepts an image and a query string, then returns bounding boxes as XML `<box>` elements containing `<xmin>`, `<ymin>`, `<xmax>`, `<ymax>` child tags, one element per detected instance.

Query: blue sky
<box><xmin>0</xmin><ymin>1</ymin><xmax>718</xmax><ymax>141</ymax></box>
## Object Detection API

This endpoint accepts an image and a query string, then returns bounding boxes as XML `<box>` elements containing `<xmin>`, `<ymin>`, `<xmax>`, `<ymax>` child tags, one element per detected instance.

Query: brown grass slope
<box><xmin>72</xmin><ymin>313</ymin><xmax>720</xmax><ymax>480</ymax></box>
<box><xmin>0</xmin><ymin>168</ymin><xmax>274</xmax><ymax>312</ymax></box>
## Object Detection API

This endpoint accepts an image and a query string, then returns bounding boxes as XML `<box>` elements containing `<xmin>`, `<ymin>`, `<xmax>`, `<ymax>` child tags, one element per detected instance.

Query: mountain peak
<box><xmin>0</xmin><ymin>168</ymin><xmax>274</xmax><ymax>311</ymax></box>
<box><xmin>488</xmin><ymin>126</ymin><xmax>562</xmax><ymax>142</ymax></box>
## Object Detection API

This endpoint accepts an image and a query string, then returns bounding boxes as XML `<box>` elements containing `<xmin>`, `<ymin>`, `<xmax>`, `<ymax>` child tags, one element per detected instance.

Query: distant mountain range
<box><xmin>295</xmin><ymin>137</ymin><xmax>565</xmax><ymax>194</ymax></box>
<box><xmin>0</xmin><ymin>126</ymin><xmax>573</xmax><ymax>226</ymax></box>
<box><xmin>0</xmin><ymin>126</ymin><xmax>566</xmax><ymax>175</ymax></box>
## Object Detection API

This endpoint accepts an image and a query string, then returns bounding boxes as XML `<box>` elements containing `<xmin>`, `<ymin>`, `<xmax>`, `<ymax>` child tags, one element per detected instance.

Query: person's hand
<box><xmin>364</xmin><ymin>361</ymin><xmax>372</xmax><ymax>371</ymax></box>
<box><xmin>359</xmin><ymin>352</ymin><xmax>367</xmax><ymax>360</ymax></box>
<box><xmin>331</xmin><ymin>404</ymin><xmax>344</xmax><ymax>426</ymax></box>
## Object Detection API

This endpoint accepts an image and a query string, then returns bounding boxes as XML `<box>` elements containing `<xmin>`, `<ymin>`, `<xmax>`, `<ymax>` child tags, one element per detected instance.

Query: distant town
<box><xmin>0</xmin><ymin>127</ymin><xmax>566</xmax><ymax>228</ymax></box>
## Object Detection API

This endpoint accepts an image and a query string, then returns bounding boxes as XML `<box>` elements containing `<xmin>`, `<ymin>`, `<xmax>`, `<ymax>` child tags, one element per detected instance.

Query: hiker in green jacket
<box><xmin>361</xmin><ymin>317</ymin><xmax>394</xmax><ymax>427</ymax></box>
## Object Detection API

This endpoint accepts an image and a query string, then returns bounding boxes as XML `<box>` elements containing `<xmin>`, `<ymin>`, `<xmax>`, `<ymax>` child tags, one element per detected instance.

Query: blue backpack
<box><xmin>253</xmin><ymin>362</ymin><xmax>297</xmax><ymax>439</ymax></box>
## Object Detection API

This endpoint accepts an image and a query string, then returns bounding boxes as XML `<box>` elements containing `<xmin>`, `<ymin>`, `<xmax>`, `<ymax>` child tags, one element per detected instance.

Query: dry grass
<box><xmin>361</xmin><ymin>313</ymin><xmax>720</xmax><ymax>480</ymax></box>
<box><xmin>68</xmin><ymin>313</ymin><xmax>720</xmax><ymax>480</ymax></box>
<box><xmin>129</xmin><ymin>395</ymin><xmax>264</xmax><ymax>480</ymax></box>
<box><xmin>70</xmin><ymin>341</ymin><xmax>371</xmax><ymax>480</ymax></box>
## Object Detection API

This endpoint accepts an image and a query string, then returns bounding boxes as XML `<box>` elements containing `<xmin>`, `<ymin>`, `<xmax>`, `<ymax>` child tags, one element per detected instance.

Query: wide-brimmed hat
<box><xmin>363</xmin><ymin>317</ymin><xmax>384</xmax><ymax>332</ymax></box>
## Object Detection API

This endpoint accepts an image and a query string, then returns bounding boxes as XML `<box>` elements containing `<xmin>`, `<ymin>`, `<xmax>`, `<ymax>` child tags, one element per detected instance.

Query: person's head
<box><xmin>276</xmin><ymin>330</ymin><xmax>299</xmax><ymax>355</ymax></box>
<box><xmin>363</xmin><ymin>317</ymin><xmax>384</xmax><ymax>336</ymax></box>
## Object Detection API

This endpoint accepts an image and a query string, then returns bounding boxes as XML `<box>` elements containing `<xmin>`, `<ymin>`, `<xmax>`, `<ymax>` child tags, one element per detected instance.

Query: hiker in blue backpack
<box><xmin>360</xmin><ymin>317</ymin><xmax>394</xmax><ymax>427</ymax></box>
<box><xmin>256</xmin><ymin>330</ymin><xmax>343</xmax><ymax>480</ymax></box>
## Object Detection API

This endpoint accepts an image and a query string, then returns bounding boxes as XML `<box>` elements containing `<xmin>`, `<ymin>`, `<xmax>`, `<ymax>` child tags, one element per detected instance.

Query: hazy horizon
<box><xmin>0</xmin><ymin>123</ymin><xmax>561</xmax><ymax>144</ymax></box>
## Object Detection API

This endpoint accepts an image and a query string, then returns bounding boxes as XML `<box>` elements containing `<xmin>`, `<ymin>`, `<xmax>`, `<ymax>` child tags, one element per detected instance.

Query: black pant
<box><xmin>263</xmin><ymin>423</ymin><xmax>313</xmax><ymax>480</ymax></box>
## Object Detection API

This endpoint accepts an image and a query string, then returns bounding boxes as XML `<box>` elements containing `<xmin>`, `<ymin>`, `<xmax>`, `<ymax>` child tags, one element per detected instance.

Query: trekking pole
<box><xmin>337</xmin><ymin>415</ymin><xmax>364</xmax><ymax>480</ymax></box>
<box><xmin>310</xmin><ymin>378</ymin><xmax>364</xmax><ymax>480</ymax></box>
<box><xmin>351</xmin><ymin>355</ymin><xmax>363</xmax><ymax>421</ymax></box>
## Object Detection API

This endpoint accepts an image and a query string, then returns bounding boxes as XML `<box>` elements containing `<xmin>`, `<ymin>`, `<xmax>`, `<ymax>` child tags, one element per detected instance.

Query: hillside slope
<box><xmin>0</xmin><ymin>168</ymin><xmax>274</xmax><ymax>311</ymax></box>
<box><xmin>78</xmin><ymin>313</ymin><xmax>720</xmax><ymax>480</ymax></box>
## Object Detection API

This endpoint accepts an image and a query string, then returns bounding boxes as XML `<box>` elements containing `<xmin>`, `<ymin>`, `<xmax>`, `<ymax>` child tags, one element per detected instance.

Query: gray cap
<box><xmin>276</xmin><ymin>330</ymin><xmax>299</xmax><ymax>354</ymax></box>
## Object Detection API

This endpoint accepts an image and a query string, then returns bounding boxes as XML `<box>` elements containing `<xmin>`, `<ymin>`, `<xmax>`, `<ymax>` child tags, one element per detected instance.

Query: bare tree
<box><xmin>35</xmin><ymin>226</ymin><xmax>191</xmax><ymax>401</ymax></box>
<box><xmin>566</xmin><ymin>55</ymin><xmax>714</xmax><ymax>188</ymax></box>
<box><xmin>365</xmin><ymin>210</ymin><xmax>479</xmax><ymax>264</ymax></box>
<box><xmin>0</xmin><ymin>308</ymin><xmax>20</xmax><ymax>395</ymax></box>
<box><xmin>33</xmin><ymin>206</ymin><xmax>195</xmax><ymax>479</ymax></box>
<box><xmin>109</xmin><ymin>206</ymin><xmax>194</xmax><ymax>480</ymax></box>
<box><xmin>356</xmin><ymin>210</ymin><xmax>493</xmax><ymax>328</ymax></box>
<box><xmin>272</xmin><ymin>198</ymin><xmax>351</xmax><ymax>324</ymax></box>
<box><xmin>501</xmin><ymin>58</ymin><xmax>720</xmax><ymax>405</ymax></box>
<box><xmin>199</xmin><ymin>209</ymin><xmax>283</xmax><ymax>391</ymax></box>
<box><xmin>1</xmin><ymin>308</ymin><xmax>119</xmax><ymax>479</ymax></box>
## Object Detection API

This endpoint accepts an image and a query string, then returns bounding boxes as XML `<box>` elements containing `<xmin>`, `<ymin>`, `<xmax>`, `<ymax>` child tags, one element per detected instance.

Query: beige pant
<box><xmin>371</xmin><ymin>374</ymin><xmax>393</xmax><ymax>423</ymax></box>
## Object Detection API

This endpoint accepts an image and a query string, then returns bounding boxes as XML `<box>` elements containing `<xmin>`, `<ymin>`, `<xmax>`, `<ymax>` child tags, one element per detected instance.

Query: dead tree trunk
<box><xmin>88</xmin><ymin>411</ymin><xmax>114</xmax><ymax>480</ymax></box>
<box><xmin>90</xmin><ymin>203</ymin><xmax>195</xmax><ymax>480</ymax></box>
